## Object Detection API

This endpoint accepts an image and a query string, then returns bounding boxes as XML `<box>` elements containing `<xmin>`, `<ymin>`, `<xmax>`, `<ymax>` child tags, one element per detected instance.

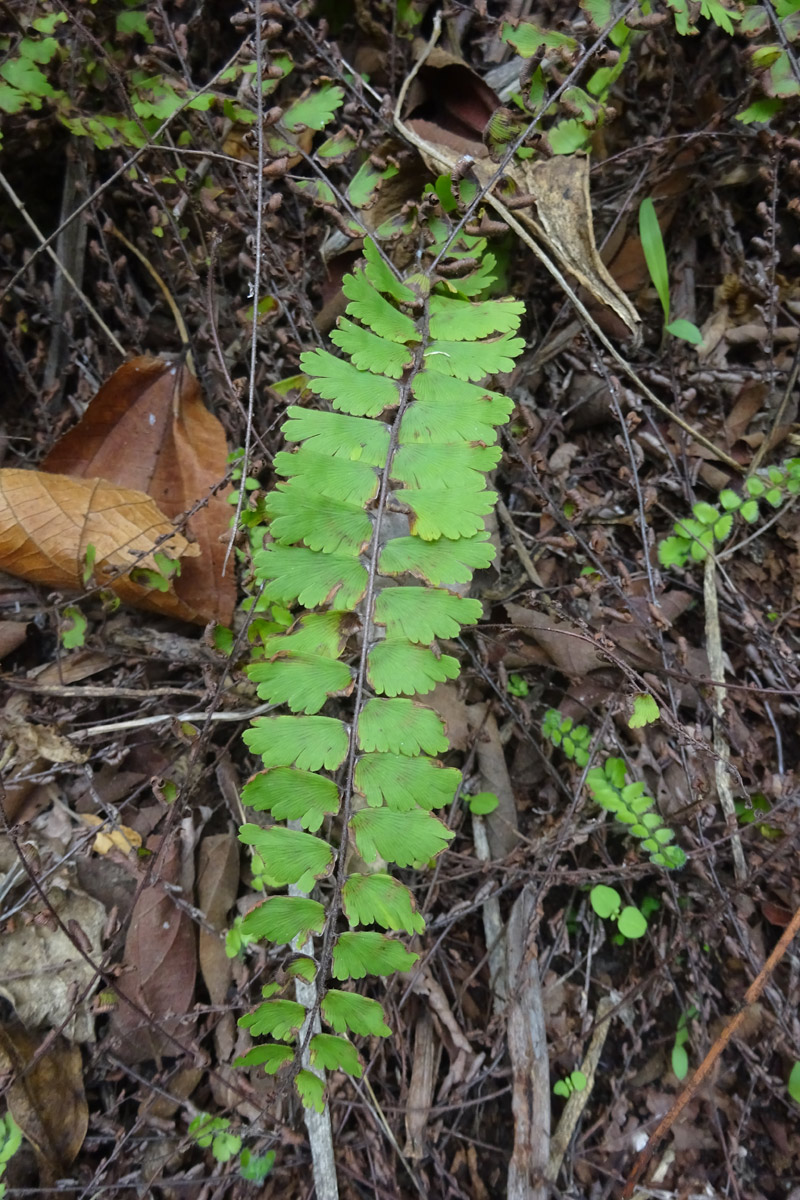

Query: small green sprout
<box><xmin>542</xmin><ymin>709</ymin><xmax>591</xmax><ymax>768</ymax></box>
<box><xmin>61</xmin><ymin>605</ymin><xmax>88</xmax><ymax>650</ymax></box>
<box><xmin>0</xmin><ymin>1112</ymin><xmax>22</xmax><ymax>1198</ymax></box>
<box><xmin>788</xmin><ymin>1061</ymin><xmax>800</xmax><ymax>1105</ymax></box>
<box><xmin>82</xmin><ymin>543</ymin><xmax>96</xmax><ymax>587</ymax></box>
<box><xmin>629</xmin><ymin>693</ymin><xmax>660</xmax><ymax>729</ymax></box>
<box><xmin>671</xmin><ymin>1004</ymin><xmax>698</xmax><ymax>1081</ymax></box>
<box><xmin>189</xmin><ymin>1113</ymin><xmax>241</xmax><ymax>1162</ymax></box>
<box><xmin>467</xmin><ymin>791</ymin><xmax>499</xmax><ymax>815</ymax></box>
<box><xmin>553</xmin><ymin>1069</ymin><xmax>587</xmax><ymax>1098</ymax></box>
<box><xmin>590</xmin><ymin>884</ymin><xmax>648</xmax><ymax>941</ymax></box>
<box><xmin>507</xmin><ymin>673</ymin><xmax>529</xmax><ymax>698</ymax></box>
<box><xmin>659</xmin><ymin>459</ymin><xmax>800</xmax><ymax>570</ymax></box>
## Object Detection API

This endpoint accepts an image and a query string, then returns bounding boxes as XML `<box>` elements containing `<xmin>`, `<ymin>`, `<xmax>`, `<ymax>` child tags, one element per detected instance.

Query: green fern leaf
<box><xmin>405</xmin><ymin>372</ymin><xmax>513</xmax><ymax>442</ymax></box>
<box><xmin>282</xmin><ymin>407</ymin><xmax>391</xmax><ymax>465</ymax></box>
<box><xmin>240</xmin><ymin>896</ymin><xmax>326</xmax><ymax>944</ymax></box>
<box><xmin>321</xmin><ymin>990</ymin><xmax>391</xmax><ymax>1037</ymax></box>
<box><xmin>254</xmin><ymin>545</ymin><xmax>368</xmax><ymax>610</ymax></box>
<box><xmin>425</xmin><ymin>333</ymin><xmax>525</xmax><ymax>381</ymax></box>
<box><xmin>330</xmin><ymin>317</ymin><xmax>414</xmax><ymax>379</ymax></box>
<box><xmin>309</xmin><ymin>1034</ymin><xmax>363</xmax><ymax>1078</ymax></box>
<box><xmin>358</xmin><ymin>699</ymin><xmax>448</xmax><ymax>755</ymax></box>
<box><xmin>235</xmin><ymin>1044</ymin><xmax>294</xmax><ymax>1074</ymax></box>
<box><xmin>241</xmin><ymin>768</ymin><xmax>340</xmax><ymax>831</ymax></box>
<box><xmin>260</xmin><ymin>611</ymin><xmax>352</xmax><ymax>659</ymax></box>
<box><xmin>282</xmin><ymin>84</ymin><xmax>344</xmax><ymax>132</ymax></box>
<box><xmin>333</xmin><ymin>931</ymin><xmax>418</xmax><ymax>980</ymax></box>
<box><xmin>350</xmin><ymin>807</ymin><xmax>454</xmax><ymax>866</ymax></box>
<box><xmin>399</xmin><ymin>487</ymin><xmax>497</xmax><ymax>540</ymax></box>
<box><xmin>428</xmin><ymin>294</ymin><xmax>525</xmax><ymax>340</ymax></box>
<box><xmin>300</xmin><ymin>348</ymin><xmax>400</xmax><ymax>416</ymax></box>
<box><xmin>342</xmin><ymin>267</ymin><xmax>420</xmax><ymax>344</ymax></box>
<box><xmin>243</xmin><ymin>716</ymin><xmax>348</xmax><ymax>771</ymax></box>
<box><xmin>238</xmin><ymin>825</ymin><xmax>333</xmax><ymax>888</ymax></box>
<box><xmin>362</xmin><ymin>237</ymin><xmax>416</xmax><ymax>304</ymax></box>
<box><xmin>247</xmin><ymin>654</ymin><xmax>353</xmax><ymax>713</ymax></box>
<box><xmin>391</xmin><ymin>442</ymin><xmax>501</xmax><ymax>490</ymax></box>
<box><xmin>274</xmin><ymin>448</ymin><xmax>379</xmax><ymax>506</ymax></box>
<box><xmin>379</xmin><ymin>531</ymin><xmax>495</xmax><ymax>585</ymax></box>
<box><xmin>295</xmin><ymin>1070</ymin><xmax>325</xmax><ymax>1113</ymax></box>
<box><xmin>342</xmin><ymin>872</ymin><xmax>426</xmax><ymax>934</ymax></box>
<box><xmin>375</xmin><ymin>587</ymin><xmax>481</xmax><ymax>642</ymax></box>
<box><xmin>368</xmin><ymin>639</ymin><xmax>459</xmax><ymax>696</ymax></box>
<box><xmin>354</xmin><ymin>753</ymin><xmax>460</xmax><ymax>810</ymax></box>
<box><xmin>266</xmin><ymin>487</ymin><xmax>372</xmax><ymax>554</ymax></box>
<box><xmin>239</xmin><ymin>998</ymin><xmax>305</xmax><ymax>1040</ymax></box>
<box><xmin>236</xmin><ymin>234</ymin><xmax>526</xmax><ymax>1107</ymax></box>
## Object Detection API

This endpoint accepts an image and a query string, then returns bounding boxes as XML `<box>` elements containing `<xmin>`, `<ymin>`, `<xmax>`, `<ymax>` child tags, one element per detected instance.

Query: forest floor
<box><xmin>1</xmin><ymin>1</ymin><xmax>800</xmax><ymax>1198</ymax></box>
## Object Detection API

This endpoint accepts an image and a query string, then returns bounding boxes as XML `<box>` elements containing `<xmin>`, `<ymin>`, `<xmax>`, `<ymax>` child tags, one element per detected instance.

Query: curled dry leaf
<box><xmin>0</xmin><ymin>468</ymin><xmax>200</xmax><ymax>622</ymax></box>
<box><xmin>0</xmin><ymin>1025</ymin><xmax>88</xmax><ymax>1185</ymax></box>
<box><xmin>42</xmin><ymin>356</ymin><xmax>235</xmax><ymax>624</ymax></box>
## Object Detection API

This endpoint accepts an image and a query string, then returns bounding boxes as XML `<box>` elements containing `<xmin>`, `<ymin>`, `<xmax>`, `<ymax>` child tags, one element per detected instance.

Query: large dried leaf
<box><xmin>0</xmin><ymin>1025</ymin><xmax>88</xmax><ymax>1184</ymax></box>
<box><xmin>108</xmin><ymin>827</ymin><xmax>197</xmax><ymax>1063</ymax></box>
<box><xmin>0</xmin><ymin>886</ymin><xmax>105</xmax><ymax>1042</ymax></box>
<box><xmin>43</xmin><ymin>356</ymin><xmax>235</xmax><ymax>624</ymax></box>
<box><xmin>0</xmin><ymin>468</ymin><xmax>200</xmax><ymax>621</ymax></box>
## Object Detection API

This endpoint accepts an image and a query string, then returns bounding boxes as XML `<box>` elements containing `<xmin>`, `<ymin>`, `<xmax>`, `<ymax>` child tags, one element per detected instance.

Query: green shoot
<box><xmin>671</xmin><ymin>1004</ymin><xmax>698</xmax><ymax>1080</ymax></box>
<box><xmin>590</xmin><ymin>884</ymin><xmax>648</xmax><ymax>940</ymax></box>
<box><xmin>788</xmin><ymin>1061</ymin><xmax>800</xmax><ymax>1105</ymax></box>
<box><xmin>0</xmin><ymin>1112</ymin><xmax>22</xmax><ymax>1199</ymax></box>
<box><xmin>61</xmin><ymin>605</ymin><xmax>87</xmax><ymax>650</ymax></box>
<box><xmin>629</xmin><ymin>693</ymin><xmax>660</xmax><ymax>729</ymax></box>
<box><xmin>639</xmin><ymin>198</ymin><xmax>702</xmax><ymax>344</ymax></box>
<box><xmin>553</xmin><ymin>1069</ymin><xmax>587</xmax><ymax>1098</ymax></box>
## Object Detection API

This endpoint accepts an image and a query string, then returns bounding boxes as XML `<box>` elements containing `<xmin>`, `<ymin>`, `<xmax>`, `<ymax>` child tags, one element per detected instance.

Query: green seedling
<box><xmin>542</xmin><ymin>709</ymin><xmax>591</xmax><ymax>768</ymax></box>
<box><xmin>590</xmin><ymin>884</ymin><xmax>648</xmax><ymax>941</ymax></box>
<box><xmin>188</xmin><ymin>1113</ymin><xmax>275</xmax><ymax>1181</ymax></box>
<box><xmin>671</xmin><ymin>1004</ymin><xmax>698</xmax><ymax>1080</ymax></box>
<box><xmin>659</xmin><ymin>458</ymin><xmax>800</xmax><ymax>569</ymax></box>
<box><xmin>0</xmin><ymin>1112</ymin><xmax>22</xmax><ymax>1199</ymax></box>
<box><xmin>629</xmin><ymin>693</ymin><xmax>660</xmax><ymax>729</ymax></box>
<box><xmin>61</xmin><ymin>605</ymin><xmax>87</xmax><ymax>650</ymax></box>
<box><xmin>735</xmin><ymin>793</ymin><xmax>782</xmax><ymax>841</ymax></box>
<box><xmin>542</xmin><ymin>709</ymin><xmax>685</xmax><ymax>868</ymax></box>
<box><xmin>788</xmin><ymin>1061</ymin><xmax>800</xmax><ymax>1105</ymax></box>
<box><xmin>553</xmin><ymin>1069</ymin><xmax>587</xmax><ymax>1098</ymax></box>
<box><xmin>639</xmin><ymin>198</ymin><xmax>702</xmax><ymax>345</ymax></box>
<box><xmin>507</xmin><ymin>673</ymin><xmax>529</xmax><ymax>698</ymax></box>
<box><xmin>466</xmin><ymin>791</ymin><xmax>499</xmax><ymax>815</ymax></box>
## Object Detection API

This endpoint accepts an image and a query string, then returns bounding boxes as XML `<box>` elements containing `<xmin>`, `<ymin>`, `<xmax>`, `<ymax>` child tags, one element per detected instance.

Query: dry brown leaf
<box><xmin>42</xmin><ymin>355</ymin><xmax>235</xmax><ymax>625</ymax></box>
<box><xmin>108</xmin><ymin>825</ymin><xmax>196</xmax><ymax>1063</ymax></box>
<box><xmin>501</xmin><ymin>154</ymin><xmax>641</xmax><ymax>338</ymax></box>
<box><xmin>0</xmin><ymin>886</ymin><xmax>105</xmax><ymax>1042</ymax></box>
<box><xmin>196</xmin><ymin>830</ymin><xmax>239</xmax><ymax>1007</ymax></box>
<box><xmin>0</xmin><ymin>468</ymin><xmax>200</xmax><ymax>621</ymax></box>
<box><xmin>0</xmin><ymin>1025</ymin><xmax>88</xmax><ymax>1185</ymax></box>
<box><xmin>397</xmin><ymin>77</ymin><xmax>639</xmax><ymax>338</ymax></box>
<box><xmin>196</xmin><ymin>830</ymin><xmax>240</xmax><ymax>1065</ymax></box>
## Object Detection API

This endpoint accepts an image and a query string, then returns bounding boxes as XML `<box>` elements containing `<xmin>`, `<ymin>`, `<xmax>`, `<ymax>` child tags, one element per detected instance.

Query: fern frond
<box><xmin>237</xmin><ymin>237</ymin><xmax>524</xmax><ymax>1107</ymax></box>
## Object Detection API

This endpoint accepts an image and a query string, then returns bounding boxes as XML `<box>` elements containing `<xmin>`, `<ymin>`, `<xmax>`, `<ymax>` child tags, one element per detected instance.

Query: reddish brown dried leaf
<box><xmin>43</xmin><ymin>356</ymin><xmax>235</xmax><ymax>624</ymax></box>
<box><xmin>0</xmin><ymin>468</ymin><xmax>200</xmax><ymax>621</ymax></box>
<box><xmin>108</xmin><ymin>832</ymin><xmax>196</xmax><ymax>1063</ymax></box>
